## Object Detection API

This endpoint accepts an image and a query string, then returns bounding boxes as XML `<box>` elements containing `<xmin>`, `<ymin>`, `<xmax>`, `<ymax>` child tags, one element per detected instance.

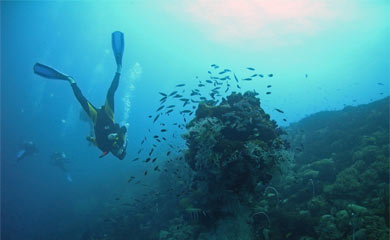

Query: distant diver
<box><xmin>50</xmin><ymin>151</ymin><xmax>72</xmax><ymax>182</ymax></box>
<box><xmin>16</xmin><ymin>140</ymin><xmax>38</xmax><ymax>161</ymax></box>
<box><xmin>33</xmin><ymin>31</ymin><xmax>127</xmax><ymax>160</ymax></box>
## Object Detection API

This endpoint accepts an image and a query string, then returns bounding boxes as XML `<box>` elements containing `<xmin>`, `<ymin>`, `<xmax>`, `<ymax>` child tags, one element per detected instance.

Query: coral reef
<box><xmin>179</xmin><ymin>91</ymin><xmax>288</xmax><ymax>239</ymax></box>
<box><xmin>267</xmin><ymin>97</ymin><xmax>390</xmax><ymax>240</ymax></box>
<box><xmin>81</xmin><ymin>94</ymin><xmax>389</xmax><ymax>240</ymax></box>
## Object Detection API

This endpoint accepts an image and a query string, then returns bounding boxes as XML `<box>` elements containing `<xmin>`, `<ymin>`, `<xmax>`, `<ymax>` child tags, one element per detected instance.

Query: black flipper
<box><xmin>112</xmin><ymin>31</ymin><xmax>124</xmax><ymax>66</ymax></box>
<box><xmin>33</xmin><ymin>63</ymin><xmax>69</xmax><ymax>80</ymax></box>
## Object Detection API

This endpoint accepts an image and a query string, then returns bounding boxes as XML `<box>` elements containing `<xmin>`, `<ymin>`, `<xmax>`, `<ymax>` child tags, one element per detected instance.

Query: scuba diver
<box><xmin>16</xmin><ymin>140</ymin><xmax>38</xmax><ymax>161</ymax></box>
<box><xmin>50</xmin><ymin>151</ymin><xmax>73</xmax><ymax>182</ymax></box>
<box><xmin>33</xmin><ymin>31</ymin><xmax>127</xmax><ymax>160</ymax></box>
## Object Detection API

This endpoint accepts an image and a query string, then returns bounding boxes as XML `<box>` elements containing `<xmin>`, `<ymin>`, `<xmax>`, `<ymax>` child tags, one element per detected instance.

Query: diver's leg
<box><xmin>68</xmin><ymin>77</ymin><xmax>98</xmax><ymax>124</ymax></box>
<box><xmin>104</xmin><ymin>66</ymin><xmax>121</xmax><ymax>121</ymax></box>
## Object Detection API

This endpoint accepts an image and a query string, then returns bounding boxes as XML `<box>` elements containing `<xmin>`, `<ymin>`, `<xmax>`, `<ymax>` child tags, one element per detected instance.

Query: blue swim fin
<box><xmin>66</xmin><ymin>173</ymin><xmax>73</xmax><ymax>182</ymax></box>
<box><xmin>33</xmin><ymin>63</ymin><xmax>69</xmax><ymax>80</ymax></box>
<box><xmin>112</xmin><ymin>31</ymin><xmax>124</xmax><ymax>66</ymax></box>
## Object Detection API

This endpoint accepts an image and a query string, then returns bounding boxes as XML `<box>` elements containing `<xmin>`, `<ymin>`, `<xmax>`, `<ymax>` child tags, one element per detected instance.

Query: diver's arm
<box><xmin>86</xmin><ymin>136</ymin><xmax>97</xmax><ymax>146</ymax></box>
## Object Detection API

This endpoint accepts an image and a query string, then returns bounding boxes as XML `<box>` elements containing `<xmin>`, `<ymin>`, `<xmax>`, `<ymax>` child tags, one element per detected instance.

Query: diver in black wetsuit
<box><xmin>33</xmin><ymin>31</ymin><xmax>127</xmax><ymax>160</ymax></box>
<box><xmin>69</xmin><ymin>68</ymin><xmax>127</xmax><ymax>159</ymax></box>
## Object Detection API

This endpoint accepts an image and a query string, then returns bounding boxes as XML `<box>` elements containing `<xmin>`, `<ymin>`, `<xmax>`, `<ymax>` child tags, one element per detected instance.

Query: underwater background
<box><xmin>1</xmin><ymin>1</ymin><xmax>389</xmax><ymax>240</ymax></box>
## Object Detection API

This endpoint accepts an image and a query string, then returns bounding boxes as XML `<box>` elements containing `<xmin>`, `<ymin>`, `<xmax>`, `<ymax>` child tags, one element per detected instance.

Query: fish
<box><xmin>154</xmin><ymin>166</ymin><xmax>159</xmax><ymax>171</ymax></box>
<box><xmin>127</xmin><ymin>179</ymin><xmax>134</xmax><ymax>184</ymax></box>
<box><xmin>377</xmin><ymin>82</ymin><xmax>384</xmax><ymax>86</ymax></box>
<box><xmin>174</xmin><ymin>94</ymin><xmax>183</xmax><ymax>98</ymax></box>
<box><xmin>237</xmin><ymin>84</ymin><xmax>241</xmax><ymax>89</ymax></box>
<box><xmin>144</xmin><ymin>171</ymin><xmax>148</xmax><ymax>176</ymax></box>
<box><xmin>176</xmin><ymin>84</ymin><xmax>185</xmax><ymax>87</ymax></box>
<box><xmin>259</xmin><ymin>74</ymin><xmax>264</xmax><ymax>78</ymax></box>
<box><xmin>129</xmin><ymin>176</ymin><xmax>135</xmax><ymax>179</ymax></box>
<box><xmin>161</xmin><ymin>129</ymin><xmax>167</xmax><ymax>132</ymax></box>
<box><xmin>275</xmin><ymin>108</ymin><xmax>284</xmax><ymax>113</ymax></box>
<box><xmin>198</xmin><ymin>84</ymin><xmax>205</xmax><ymax>87</ymax></box>
<box><xmin>162</xmin><ymin>137</ymin><xmax>166</xmax><ymax>141</ymax></box>
<box><xmin>153</xmin><ymin>135</ymin><xmax>159</xmax><ymax>138</ymax></box>
<box><xmin>243</xmin><ymin>78</ymin><xmax>252</xmax><ymax>81</ymax></box>
<box><xmin>208</xmin><ymin>71</ymin><xmax>212</xmax><ymax>74</ymax></box>
<box><xmin>148</xmin><ymin>115</ymin><xmax>152</xmax><ymax>118</ymax></box>
<box><xmin>156</xmin><ymin>106</ymin><xmax>164</xmax><ymax>112</ymax></box>
<box><xmin>268</xmin><ymin>74</ymin><xmax>273</xmax><ymax>77</ymax></box>
<box><xmin>137</xmin><ymin>149</ymin><xmax>142</xmax><ymax>154</ymax></box>
<box><xmin>247</xmin><ymin>67</ymin><xmax>255</xmax><ymax>71</ymax></box>
<box><xmin>167</xmin><ymin>105</ymin><xmax>175</xmax><ymax>108</ymax></box>
<box><xmin>156</xmin><ymin>139</ymin><xmax>161</xmax><ymax>142</ymax></box>
<box><xmin>160</xmin><ymin>96</ymin><xmax>167</xmax><ymax>101</ymax></box>
<box><xmin>206</xmin><ymin>80</ymin><xmax>213</xmax><ymax>84</ymax></box>
<box><xmin>152</xmin><ymin>157</ymin><xmax>157</xmax><ymax>163</ymax></box>
<box><xmin>166</xmin><ymin>151</ymin><xmax>171</xmax><ymax>156</ymax></box>
<box><xmin>267</xmin><ymin>85</ymin><xmax>272</xmax><ymax>88</ymax></box>
<box><xmin>180</xmin><ymin>98</ymin><xmax>189</xmax><ymax>102</ymax></box>
<box><xmin>180</xmin><ymin>110</ymin><xmax>192</xmax><ymax>114</ymax></box>
<box><xmin>169</xmin><ymin>91</ymin><xmax>178</xmax><ymax>96</ymax></box>
<box><xmin>283</xmin><ymin>118</ymin><xmax>287</xmax><ymax>122</ymax></box>
<box><xmin>153</xmin><ymin>114</ymin><xmax>160</xmax><ymax>123</ymax></box>
<box><xmin>183</xmin><ymin>101</ymin><xmax>190</xmax><ymax>107</ymax></box>
<box><xmin>166</xmin><ymin>109</ymin><xmax>174</xmax><ymax>114</ymax></box>
<box><xmin>132</xmin><ymin>157</ymin><xmax>139</xmax><ymax>162</ymax></box>
<box><xmin>225</xmin><ymin>87</ymin><xmax>229</xmax><ymax>93</ymax></box>
<box><xmin>159</xmin><ymin>92</ymin><xmax>167</xmax><ymax>97</ymax></box>
<box><xmin>200</xmin><ymin>97</ymin><xmax>207</xmax><ymax>100</ymax></box>
<box><xmin>234</xmin><ymin>74</ymin><xmax>239</xmax><ymax>82</ymax></box>
<box><xmin>266</xmin><ymin>92</ymin><xmax>271</xmax><ymax>95</ymax></box>
<box><xmin>141</xmin><ymin>139</ymin><xmax>145</xmax><ymax>144</ymax></box>
<box><xmin>149</xmin><ymin>148</ymin><xmax>154</xmax><ymax>156</ymax></box>
<box><xmin>145</xmin><ymin>157</ymin><xmax>151</xmax><ymax>162</ymax></box>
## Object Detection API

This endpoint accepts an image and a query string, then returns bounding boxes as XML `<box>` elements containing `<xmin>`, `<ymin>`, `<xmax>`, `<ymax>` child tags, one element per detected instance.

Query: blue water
<box><xmin>1</xmin><ymin>1</ymin><xmax>389</xmax><ymax>239</ymax></box>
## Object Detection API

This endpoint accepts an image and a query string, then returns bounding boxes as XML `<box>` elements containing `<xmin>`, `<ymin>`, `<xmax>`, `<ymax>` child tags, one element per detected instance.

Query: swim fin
<box><xmin>111</xmin><ymin>31</ymin><xmax>124</xmax><ymax>66</ymax></box>
<box><xmin>33</xmin><ymin>63</ymin><xmax>69</xmax><ymax>80</ymax></box>
<box><xmin>66</xmin><ymin>173</ymin><xmax>73</xmax><ymax>182</ymax></box>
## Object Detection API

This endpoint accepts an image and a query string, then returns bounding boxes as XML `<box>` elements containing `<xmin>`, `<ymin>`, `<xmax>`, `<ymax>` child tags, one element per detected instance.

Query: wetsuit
<box><xmin>70</xmin><ymin>72</ymin><xmax>125</xmax><ymax>154</ymax></box>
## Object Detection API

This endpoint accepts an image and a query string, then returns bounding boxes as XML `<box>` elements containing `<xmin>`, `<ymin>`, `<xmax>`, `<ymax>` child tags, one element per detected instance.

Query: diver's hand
<box><xmin>108</xmin><ymin>133</ymin><xmax>118</xmax><ymax>141</ymax></box>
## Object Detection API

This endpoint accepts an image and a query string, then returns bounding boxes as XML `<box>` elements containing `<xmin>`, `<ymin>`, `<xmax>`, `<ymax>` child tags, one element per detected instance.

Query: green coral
<box><xmin>316</xmin><ymin>215</ymin><xmax>342</xmax><ymax>240</ymax></box>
